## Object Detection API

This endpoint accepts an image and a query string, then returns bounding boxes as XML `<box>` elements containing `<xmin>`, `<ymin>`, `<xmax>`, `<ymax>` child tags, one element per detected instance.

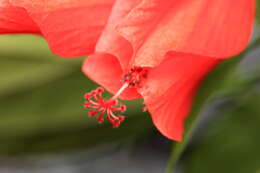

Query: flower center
<box><xmin>123</xmin><ymin>67</ymin><xmax>148</xmax><ymax>88</ymax></box>
<box><xmin>84</xmin><ymin>67</ymin><xmax>148</xmax><ymax>127</ymax></box>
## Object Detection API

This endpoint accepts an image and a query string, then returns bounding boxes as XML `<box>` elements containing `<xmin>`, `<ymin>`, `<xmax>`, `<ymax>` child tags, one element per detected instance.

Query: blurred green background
<box><xmin>0</xmin><ymin>4</ymin><xmax>260</xmax><ymax>173</ymax></box>
<box><xmin>0</xmin><ymin>34</ymin><xmax>154</xmax><ymax>153</ymax></box>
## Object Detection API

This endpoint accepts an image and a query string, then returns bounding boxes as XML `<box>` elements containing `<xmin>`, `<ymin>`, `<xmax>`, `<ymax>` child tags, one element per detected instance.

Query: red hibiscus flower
<box><xmin>0</xmin><ymin>0</ymin><xmax>255</xmax><ymax>141</ymax></box>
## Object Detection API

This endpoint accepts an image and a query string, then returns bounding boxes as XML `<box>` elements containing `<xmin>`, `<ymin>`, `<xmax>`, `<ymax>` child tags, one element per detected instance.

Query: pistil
<box><xmin>84</xmin><ymin>67</ymin><xmax>148</xmax><ymax>127</ymax></box>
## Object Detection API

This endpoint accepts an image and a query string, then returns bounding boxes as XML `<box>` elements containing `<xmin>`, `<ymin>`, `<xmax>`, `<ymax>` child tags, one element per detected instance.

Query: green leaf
<box><xmin>165</xmin><ymin>37</ymin><xmax>260</xmax><ymax>173</ymax></box>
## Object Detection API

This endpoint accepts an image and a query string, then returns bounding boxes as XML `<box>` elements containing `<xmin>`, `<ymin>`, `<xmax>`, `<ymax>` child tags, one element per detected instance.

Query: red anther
<box><xmin>120</xmin><ymin>105</ymin><xmax>126</xmax><ymax>111</ymax></box>
<box><xmin>84</xmin><ymin>93</ymin><xmax>90</xmax><ymax>99</ymax></box>
<box><xmin>107</xmin><ymin>113</ymin><xmax>124</xmax><ymax>128</ymax></box>
<box><xmin>117</xmin><ymin>116</ymin><xmax>125</xmax><ymax>121</ymax></box>
<box><xmin>97</xmin><ymin>111</ymin><xmax>105</xmax><ymax>123</ymax></box>
<box><xmin>88</xmin><ymin>110</ymin><xmax>99</xmax><ymax>117</ymax></box>
<box><xmin>96</xmin><ymin>87</ymin><xmax>104</xmax><ymax>93</ymax></box>
<box><xmin>84</xmin><ymin>87</ymin><xmax>126</xmax><ymax>127</ymax></box>
<box><xmin>111</xmin><ymin>105</ymin><xmax>126</xmax><ymax>112</ymax></box>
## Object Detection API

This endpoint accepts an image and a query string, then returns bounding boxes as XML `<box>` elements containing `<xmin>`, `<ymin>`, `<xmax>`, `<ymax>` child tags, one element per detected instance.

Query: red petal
<box><xmin>11</xmin><ymin>0</ymin><xmax>116</xmax><ymax>57</ymax></box>
<box><xmin>82</xmin><ymin>53</ymin><xmax>141</xmax><ymax>100</ymax></box>
<box><xmin>117</xmin><ymin>0</ymin><xmax>255</xmax><ymax>67</ymax></box>
<box><xmin>138</xmin><ymin>52</ymin><xmax>219</xmax><ymax>141</ymax></box>
<box><xmin>0</xmin><ymin>1</ymin><xmax>39</xmax><ymax>33</ymax></box>
<box><xmin>95</xmin><ymin>0</ymin><xmax>141</xmax><ymax>70</ymax></box>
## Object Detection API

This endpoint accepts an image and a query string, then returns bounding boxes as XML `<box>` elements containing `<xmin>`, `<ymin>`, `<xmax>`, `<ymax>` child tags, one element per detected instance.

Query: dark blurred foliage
<box><xmin>257</xmin><ymin>0</ymin><xmax>260</xmax><ymax>23</ymax></box>
<box><xmin>183</xmin><ymin>84</ymin><xmax>260</xmax><ymax>173</ymax></box>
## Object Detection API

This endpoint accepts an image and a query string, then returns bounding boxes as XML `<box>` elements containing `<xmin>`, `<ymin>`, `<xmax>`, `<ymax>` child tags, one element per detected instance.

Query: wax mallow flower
<box><xmin>0</xmin><ymin>0</ymin><xmax>255</xmax><ymax>141</ymax></box>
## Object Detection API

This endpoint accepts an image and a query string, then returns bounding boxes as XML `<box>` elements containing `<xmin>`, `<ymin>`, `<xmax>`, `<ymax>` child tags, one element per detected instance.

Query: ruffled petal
<box><xmin>117</xmin><ymin>0</ymin><xmax>255</xmax><ymax>67</ymax></box>
<box><xmin>95</xmin><ymin>0</ymin><xmax>141</xmax><ymax>70</ymax></box>
<box><xmin>11</xmin><ymin>0</ymin><xmax>116</xmax><ymax>57</ymax></box>
<box><xmin>0</xmin><ymin>0</ymin><xmax>39</xmax><ymax>33</ymax></box>
<box><xmin>138</xmin><ymin>52</ymin><xmax>219</xmax><ymax>141</ymax></box>
<box><xmin>82</xmin><ymin>53</ymin><xmax>141</xmax><ymax>100</ymax></box>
